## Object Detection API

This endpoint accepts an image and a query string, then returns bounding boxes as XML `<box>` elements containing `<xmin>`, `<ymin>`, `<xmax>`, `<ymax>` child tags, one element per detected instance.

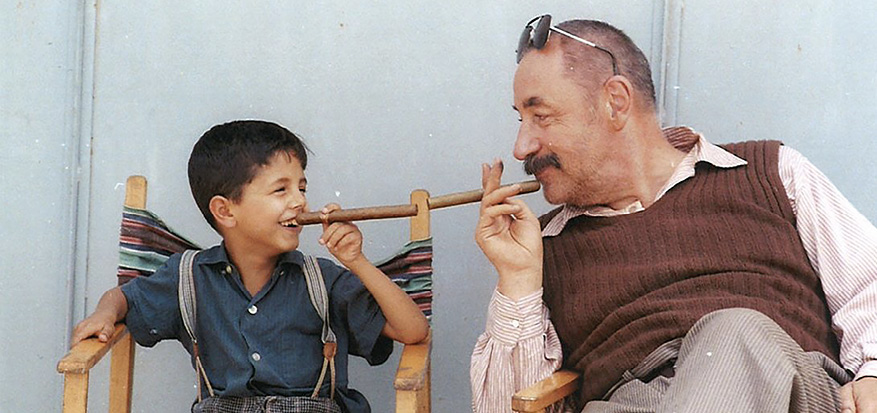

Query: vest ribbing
<box><xmin>539</xmin><ymin>141</ymin><xmax>839</xmax><ymax>403</ymax></box>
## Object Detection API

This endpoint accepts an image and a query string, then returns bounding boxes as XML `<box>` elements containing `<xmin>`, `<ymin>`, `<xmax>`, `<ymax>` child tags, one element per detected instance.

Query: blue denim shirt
<box><xmin>120</xmin><ymin>244</ymin><xmax>392</xmax><ymax>412</ymax></box>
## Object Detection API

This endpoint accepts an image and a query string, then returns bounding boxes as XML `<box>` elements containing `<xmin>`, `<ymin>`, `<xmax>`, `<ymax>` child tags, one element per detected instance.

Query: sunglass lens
<box><xmin>532</xmin><ymin>16</ymin><xmax>551</xmax><ymax>49</ymax></box>
<box><xmin>516</xmin><ymin>26</ymin><xmax>533</xmax><ymax>63</ymax></box>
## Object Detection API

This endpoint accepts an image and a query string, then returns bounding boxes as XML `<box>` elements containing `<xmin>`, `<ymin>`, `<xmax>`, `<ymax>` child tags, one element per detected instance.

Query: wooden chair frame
<box><xmin>57</xmin><ymin>175</ymin><xmax>432</xmax><ymax>413</ymax></box>
<box><xmin>512</xmin><ymin>370</ymin><xmax>581</xmax><ymax>413</ymax></box>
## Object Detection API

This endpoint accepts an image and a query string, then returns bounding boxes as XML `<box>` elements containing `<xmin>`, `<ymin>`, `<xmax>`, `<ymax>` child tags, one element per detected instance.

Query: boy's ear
<box><xmin>209</xmin><ymin>195</ymin><xmax>237</xmax><ymax>230</ymax></box>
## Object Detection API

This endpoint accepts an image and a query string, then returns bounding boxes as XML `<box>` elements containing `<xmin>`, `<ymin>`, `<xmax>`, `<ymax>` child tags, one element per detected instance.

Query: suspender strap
<box><xmin>302</xmin><ymin>254</ymin><xmax>337</xmax><ymax>400</ymax></box>
<box><xmin>178</xmin><ymin>249</ymin><xmax>215</xmax><ymax>402</ymax></box>
<box><xmin>178</xmin><ymin>251</ymin><xmax>336</xmax><ymax>402</ymax></box>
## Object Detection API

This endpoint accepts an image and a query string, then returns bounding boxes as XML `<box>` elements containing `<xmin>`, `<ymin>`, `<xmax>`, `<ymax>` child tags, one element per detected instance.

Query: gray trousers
<box><xmin>581</xmin><ymin>308</ymin><xmax>851</xmax><ymax>413</ymax></box>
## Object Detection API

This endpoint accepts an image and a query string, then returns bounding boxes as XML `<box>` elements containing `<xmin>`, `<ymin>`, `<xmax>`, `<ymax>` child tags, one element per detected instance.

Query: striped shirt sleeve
<box><xmin>470</xmin><ymin>288</ymin><xmax>563</xmax><ymax>412</ymax></box>
<box><xmin>779</xmin><ymin>146</ymin><xmax>877</xmax><ymax>379</ymax></box>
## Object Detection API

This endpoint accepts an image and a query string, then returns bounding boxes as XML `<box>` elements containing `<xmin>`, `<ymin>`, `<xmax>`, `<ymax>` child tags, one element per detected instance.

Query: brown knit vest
<box><xmin>539</xmin><ymin>141</ymin><xmax>839</xmax><ymax>403</ymax></box>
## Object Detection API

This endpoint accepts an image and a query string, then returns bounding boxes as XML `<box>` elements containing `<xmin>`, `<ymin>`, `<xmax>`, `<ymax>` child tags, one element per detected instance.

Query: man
<box><xmin>470</xmin><ymin>15</ymin><xmax>877</xmax><ymax>413</ymax></box>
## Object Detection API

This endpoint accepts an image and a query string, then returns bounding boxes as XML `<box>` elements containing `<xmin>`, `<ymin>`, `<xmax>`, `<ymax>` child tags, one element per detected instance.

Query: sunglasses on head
<box><xmin>516</xmin><ymin>14</ymin><xmax>619</xmax><ymax>75</ymax></box>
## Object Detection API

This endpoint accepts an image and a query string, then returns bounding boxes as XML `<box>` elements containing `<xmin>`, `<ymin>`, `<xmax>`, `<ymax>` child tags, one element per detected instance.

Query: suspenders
<box><xmin>178</xmin><ymin>250</ymin><xmax>338</xmax><ymax>403</ymax></box>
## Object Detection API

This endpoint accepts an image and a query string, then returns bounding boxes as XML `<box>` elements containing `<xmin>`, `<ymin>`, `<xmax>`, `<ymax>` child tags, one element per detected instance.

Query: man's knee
<box><xmin>691</xmin><ymin>307</ymin><xmax>781</xmax><ymax>339</ymax></box>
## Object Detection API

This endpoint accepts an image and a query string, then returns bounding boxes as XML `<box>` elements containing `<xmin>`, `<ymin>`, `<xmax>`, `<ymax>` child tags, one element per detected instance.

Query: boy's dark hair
<box><xmin>187</xmin><ymin>120</ymin><xmax>309</xmax><ymax>230</ymax></box>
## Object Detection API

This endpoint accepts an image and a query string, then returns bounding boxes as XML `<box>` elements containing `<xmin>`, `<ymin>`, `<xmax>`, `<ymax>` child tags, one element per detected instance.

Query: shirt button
<box><xmin>248</xmin><ymin>305</ymin><xmax>258</xmax><ymax>315</ymax></box>
<box><xmin>225</xmin><ymin>265</ymin><xmax>232</xmax><ymax>274</ymax></box>
<box><xmin>149</xmin><ymin>328</ymin><xmax>158</xmax><ymax>335</ymax></box>
<box><xmin>510</xmin><ymin>320</ymin><xmax>521</xmax><ymax>328</ymax></box>
<box><xmin>252</xmin><ymin>352</ymin><xmax>261</xmax><ymax>362</ymax></box>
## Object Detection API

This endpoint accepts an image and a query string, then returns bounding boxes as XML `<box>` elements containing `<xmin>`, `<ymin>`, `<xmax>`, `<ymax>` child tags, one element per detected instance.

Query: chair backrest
<box><xmin>116</xmin><ymin>176</ymin><xmax>199</xmax><ymax>285</ymax></box>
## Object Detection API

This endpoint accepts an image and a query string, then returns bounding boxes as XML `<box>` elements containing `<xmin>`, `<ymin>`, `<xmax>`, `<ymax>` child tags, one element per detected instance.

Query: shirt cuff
<box><xmin>485</xmin><ymin>288</ymin><xmax>545</xmax><ymax>346</ymax></box>
<box><xmin>855</xmin><ymin>360</ymin><xmax>877</xmax><ymax>381</ymax></box>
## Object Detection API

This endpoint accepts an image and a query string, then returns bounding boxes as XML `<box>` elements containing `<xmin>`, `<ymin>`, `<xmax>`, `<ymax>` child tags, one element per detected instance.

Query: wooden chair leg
<box><xmin>62</xmin><ymin>371</ymin><xmax>89</xmax><ymax>413</ymax></box>
<box><xmin>395</xmin><ymin>369</ymin><xmax>430</xmax><ymax>413</ymax></box>
<box><xmin>109</xmin><ymin>333</ymin><xmax>135</xmax><ymax>413</ymax></box>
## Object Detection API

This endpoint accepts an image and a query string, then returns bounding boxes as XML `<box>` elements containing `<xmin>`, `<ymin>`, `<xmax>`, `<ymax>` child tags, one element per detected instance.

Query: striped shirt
<box><xmin>470</xmin><ymin>127</ymin><xmax>877</xmax><ymax>412</ymax></box>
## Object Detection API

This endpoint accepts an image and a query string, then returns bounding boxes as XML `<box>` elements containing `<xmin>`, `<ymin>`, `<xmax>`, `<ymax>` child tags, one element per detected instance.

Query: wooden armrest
<box><xmin>394</xmin><ymin>329</ymin><xmax>432</xmax><ymax>391</ymax></box>
<box><xmin>57</xmin><ymin>324</ymin><xmax>129</xmax><ymax>374</ymax></box>
<box><xmin>512</xmin><ymin>370</ymin><xmax>581</xmax><ymax>412</ymax></box>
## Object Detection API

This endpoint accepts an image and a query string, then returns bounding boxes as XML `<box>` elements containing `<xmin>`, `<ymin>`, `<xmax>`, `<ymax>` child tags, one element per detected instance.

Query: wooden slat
<box><xmin>108</xmin><ymin>333</ymin><xmax>135</xmax><ymax>413</ymax></box>
<box><xmin>409</xmin><ymin>190</ymin><xmax>430</xmax><ymax>241</ymax></box>
<box><xmin>396</xmin><ymin>369</ymin><xmax>430</xmax><ymax>413</ymax></box>
<box><xmin>394</xmin><ymin>330</ymin><xmax>432</xmax><ymax>391</ymax></box>
<box><xmin>125</xmin><ymin>175</ymin><xmax>147</xmax><ymax>209</ymax></box>
<box><xmin>62</xmin><ymin>371</ymin><xmax>89</xmax><ymax>413</ymax></box>
<box><xmin>57</xmin><ymin>324</ymin><xmax>130</xmax><ymax>374</ymax></box>
<box><xmin>511</xmin><ymin>370</ymin><xmax>581</xmax><ymax>413</ymax></box>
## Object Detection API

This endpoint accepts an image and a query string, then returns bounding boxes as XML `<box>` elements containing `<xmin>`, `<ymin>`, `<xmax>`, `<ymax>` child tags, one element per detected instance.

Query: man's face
<box><xmin>512</xmin><ymin>42</ymin><xmax>617</xmax><ymax>207</ymax></box>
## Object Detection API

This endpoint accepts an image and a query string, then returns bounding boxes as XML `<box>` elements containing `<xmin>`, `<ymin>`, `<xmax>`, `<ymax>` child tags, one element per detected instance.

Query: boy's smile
<box><xmin>226</xmin><ymin>151</ymin><xmax>308</xmax><ymax>257</ymax></box>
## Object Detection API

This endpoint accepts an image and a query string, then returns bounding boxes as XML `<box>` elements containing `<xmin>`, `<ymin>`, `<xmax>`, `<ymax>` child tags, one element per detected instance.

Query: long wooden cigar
<box><xmin>294</xmin><ymin>180</ymin><xmax>540</xmax><ymax>225</ymax></box>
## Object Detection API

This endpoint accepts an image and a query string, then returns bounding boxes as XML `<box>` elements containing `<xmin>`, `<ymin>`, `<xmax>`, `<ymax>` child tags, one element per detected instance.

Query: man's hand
<box><xmin>319</xmin><ymin>203</ymin><xmax>366</xmax><ymax>267</ymax></box>
<box><xmin>840</xmin><ymin>377</ymin><xmax>877</xmax><ymax>413</ymax></box>
<box><xmin>475</xmin><ymin>159</ymin><xmax>543</xmax><ymax>299</ymax></box>
<box><xmin>70</xmin><ymin>311</ymin><xmax>117</xmax><ymax>346</ymax></box>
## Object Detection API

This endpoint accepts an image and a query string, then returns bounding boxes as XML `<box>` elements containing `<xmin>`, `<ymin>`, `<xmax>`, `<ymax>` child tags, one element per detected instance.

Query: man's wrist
<box><xmin>496</xmin><ymin>269</ymin><xmax>542</xmax><ymax>300</ymax></box>
<box><xmin>486</xmin><ymin>288</ymin><xmax>545</xmax><ymax>344</ymax></box>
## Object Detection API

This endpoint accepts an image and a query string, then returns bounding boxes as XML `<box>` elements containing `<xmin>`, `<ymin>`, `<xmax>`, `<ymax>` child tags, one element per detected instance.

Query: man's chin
<box><xmin>539</xmin><ymin>181</ymin><xmax>566</xmax><ymax>205</ymax></box>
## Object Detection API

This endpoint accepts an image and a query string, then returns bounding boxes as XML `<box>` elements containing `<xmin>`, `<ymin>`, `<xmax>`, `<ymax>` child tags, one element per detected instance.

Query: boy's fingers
<box><xmin>99</xmin><ymin>324</ymin><xmax>116</xmax><ymax>342</ymax></box>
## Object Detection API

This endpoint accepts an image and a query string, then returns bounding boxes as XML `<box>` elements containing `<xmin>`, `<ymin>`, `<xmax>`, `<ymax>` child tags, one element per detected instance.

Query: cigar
<box><xmin>294</xmin><ymin>179</ymin><xmax>540</xmax><ymax>225</ymax></box>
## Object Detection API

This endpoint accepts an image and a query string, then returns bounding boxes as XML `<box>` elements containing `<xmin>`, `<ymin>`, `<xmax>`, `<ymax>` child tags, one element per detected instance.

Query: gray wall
<box><xmin>3</xmin><ymin>1</ymin><xmax>875</xmax><ymax>411</ymax></box>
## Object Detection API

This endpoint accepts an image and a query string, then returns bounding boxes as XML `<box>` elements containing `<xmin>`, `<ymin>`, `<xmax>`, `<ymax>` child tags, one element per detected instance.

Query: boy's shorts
<box><xmin>192</xmin><ymin>395</ymin><xmax>342</xmax><ymax>413</ymax></box>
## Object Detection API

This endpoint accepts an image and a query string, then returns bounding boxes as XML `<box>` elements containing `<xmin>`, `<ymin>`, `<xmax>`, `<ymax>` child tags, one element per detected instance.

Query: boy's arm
<box><xmin>319</xmin><ymin>205</ymin><xmax>429</xmax><ymax>344</ymax></box>
<box><xmin>342</xmin><ymin>256</ymin><xmax>429</xmax><ymax>344</ymax></box>
<box><xmin>70</xmin><ymin>286</ymin><xmax>129</xmax><ymax>346</ymax></box>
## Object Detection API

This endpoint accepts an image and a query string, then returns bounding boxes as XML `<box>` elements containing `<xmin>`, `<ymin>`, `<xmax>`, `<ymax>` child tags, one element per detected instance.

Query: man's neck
<box><xmin>605</xmin><ymin>121</ymin><xmax>687</xmax><ymax>210</ymax></box>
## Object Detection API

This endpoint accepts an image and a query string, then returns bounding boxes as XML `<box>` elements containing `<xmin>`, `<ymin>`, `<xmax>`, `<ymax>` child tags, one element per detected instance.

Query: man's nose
<box><xmin>514</xmin><ymin>125</ymin><xmax>541</xmax><ymax>161</ymax></box>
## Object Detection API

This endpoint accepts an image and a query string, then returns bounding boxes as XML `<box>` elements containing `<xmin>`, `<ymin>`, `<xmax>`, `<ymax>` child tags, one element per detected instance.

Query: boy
<box><xmin>71</xmin><ymin>120</ymin><xmax>430</xmax><ymax>412</ymax></box>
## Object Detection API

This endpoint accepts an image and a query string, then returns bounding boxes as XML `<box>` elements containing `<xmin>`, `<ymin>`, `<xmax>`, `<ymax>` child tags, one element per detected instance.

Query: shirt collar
<box><xmin>542</xmin><ymin>126</ymin><xmax>747</xmax><ymax>236</ymax></box>
<box><xmin>197</xmin><ymin>243</ymin><xmax>305</xmax><ymax>270</ymax></box>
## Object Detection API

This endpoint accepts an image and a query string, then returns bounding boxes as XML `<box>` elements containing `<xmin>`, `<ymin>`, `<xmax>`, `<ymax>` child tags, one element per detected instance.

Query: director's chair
<box><xmin>57</xmin><ymin>175</ymin><xmax>433</xmax><ymax>413</ymax></box>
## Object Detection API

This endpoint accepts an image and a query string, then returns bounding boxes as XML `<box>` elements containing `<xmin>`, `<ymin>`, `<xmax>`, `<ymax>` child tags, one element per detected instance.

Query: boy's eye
<box><xmin>274</xmin><ymin>187</ymin><xmax>286</xmax><ymax>194</ymax></box>
<box><xmin>299</xmin><ymin>187</ymin><xmax>307</xmax><ymax>194</ymax></box>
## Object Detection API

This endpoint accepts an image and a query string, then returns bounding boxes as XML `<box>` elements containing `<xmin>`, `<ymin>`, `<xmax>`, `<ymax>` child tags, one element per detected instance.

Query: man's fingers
<box><xmin>839</xmin><ymin>382</ymin><xmax>855</xmax><ymax>413</ymax></box>
<box><xmin>481</xmin><ymin>159</ymin><xmax>504</xmax><ymax>195</ymax></box>
<box><xmin>481</xmin><ymin>183</ymin><xmax>523</xmax><ymax>212</ymax></box>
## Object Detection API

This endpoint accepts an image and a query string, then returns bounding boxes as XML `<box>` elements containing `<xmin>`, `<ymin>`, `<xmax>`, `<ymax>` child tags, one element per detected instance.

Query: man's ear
<box><xmin>209</xmin><ymin>195</ymin><xmax>237</xmax><ymax>230</ymax></box>
<box><xmin>604</xmin><ymin>75</ymin><xmax>632</xmax><ymax>129</ymax></box>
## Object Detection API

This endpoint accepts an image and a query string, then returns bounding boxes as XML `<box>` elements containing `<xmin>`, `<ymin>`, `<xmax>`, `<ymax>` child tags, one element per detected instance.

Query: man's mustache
<box><xmin>523</xmin><ymin>154</ymin><xmax>561</xmax><ymax>175</ymax></box>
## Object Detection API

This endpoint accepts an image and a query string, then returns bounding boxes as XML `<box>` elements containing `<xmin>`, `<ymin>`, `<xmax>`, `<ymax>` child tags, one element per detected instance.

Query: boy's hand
<box><xmin>319</xmin><ymin>203</ymin><xmax>366</xmax><ymax>267</ymax></box>
<box><xmin>70</xmin><ymin>311</ymin><xmax>117</xmax><ymax>346</ymax></box>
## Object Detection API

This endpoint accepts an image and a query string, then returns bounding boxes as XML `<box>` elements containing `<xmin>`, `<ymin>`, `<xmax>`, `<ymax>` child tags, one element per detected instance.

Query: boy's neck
<box><xmin>224</xmin><ymin>241</ymin><xmax>283</xmax><ymax>296</ymax></box>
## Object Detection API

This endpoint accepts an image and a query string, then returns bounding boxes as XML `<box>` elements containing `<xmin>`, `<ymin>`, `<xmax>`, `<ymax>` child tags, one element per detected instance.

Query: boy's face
<box><xmin>227</xmin><ymin>152</ymin><xmax>308</xmax><ymax>256</ymax></box>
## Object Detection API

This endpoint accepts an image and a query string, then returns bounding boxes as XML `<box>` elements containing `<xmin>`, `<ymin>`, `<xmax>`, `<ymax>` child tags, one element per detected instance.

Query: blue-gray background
<box><xmin>3</xmin><ymin>1</ymin><xmax>876</xmax><ymax>411</ymax></box>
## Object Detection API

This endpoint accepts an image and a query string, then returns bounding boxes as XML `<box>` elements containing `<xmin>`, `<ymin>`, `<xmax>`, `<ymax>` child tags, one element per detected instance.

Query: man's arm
<box><xmin>470</xmin><ymin>160</ymin><xmax>561</xmax><ymax>412</ymax></box>
<box><xmin>471</xmin><ymin>289</ymin><xmax>562</xmax><ymax>413</ymax></box>
<box><xmin>779</xmin><ymin>146</ymin><xmax>877</xmax><ymax>412</ymax></box>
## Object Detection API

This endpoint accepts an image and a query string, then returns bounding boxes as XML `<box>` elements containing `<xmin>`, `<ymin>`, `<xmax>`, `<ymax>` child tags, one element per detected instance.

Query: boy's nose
<box><xmin>290</xmin><ymin>190</ymin><xmax>306</xmax><ymax>209</ymax></box>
